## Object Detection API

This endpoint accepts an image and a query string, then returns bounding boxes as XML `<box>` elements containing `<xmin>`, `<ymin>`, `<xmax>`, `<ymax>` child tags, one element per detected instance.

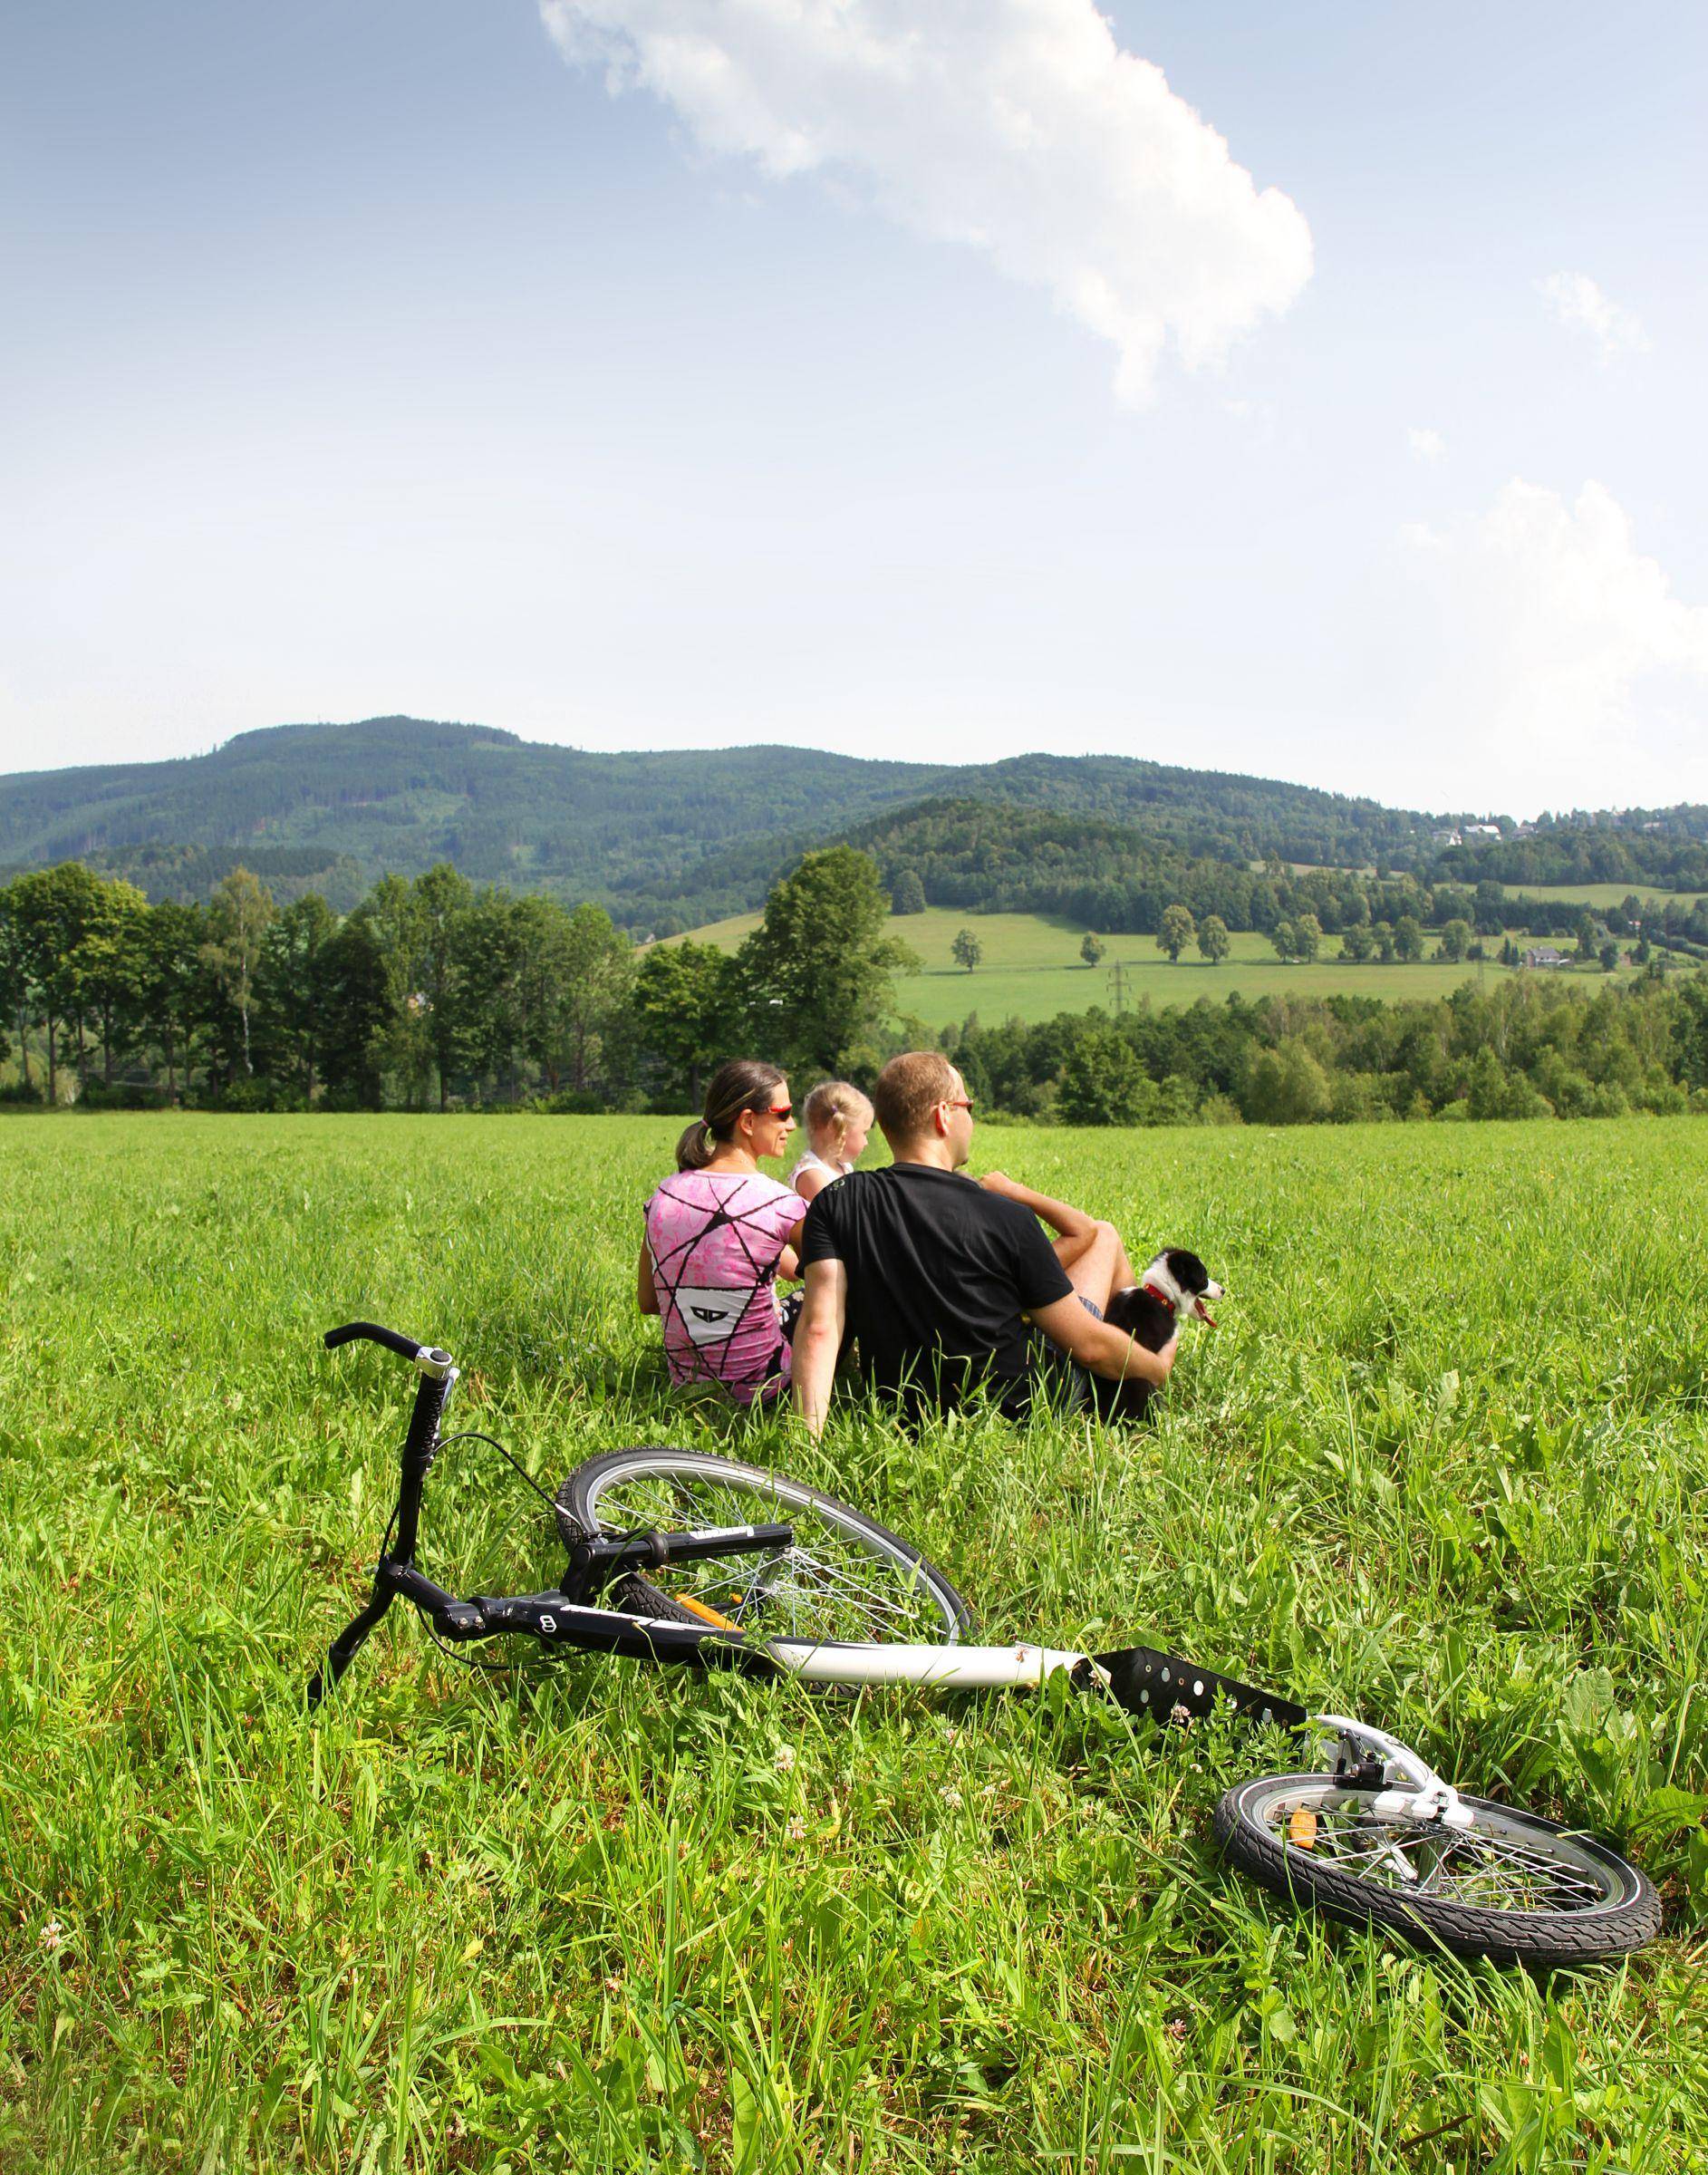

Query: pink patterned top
<box><xmin>643</xmin><ymin>1170</ymin><xmax>804</xmax><ymax>1402</ymax></box>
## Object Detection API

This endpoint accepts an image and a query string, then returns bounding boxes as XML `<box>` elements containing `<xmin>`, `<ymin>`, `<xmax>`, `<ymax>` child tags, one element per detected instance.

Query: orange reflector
<box><xmin>678</xmin><ymin>1594</ymin><xmax>740</xmax><ymax>1631</ymax></box>
<box><xmin>1288</xmin><ymin>1807</ymin><xmax>1318</xmax><ymax>1851</ymax></box>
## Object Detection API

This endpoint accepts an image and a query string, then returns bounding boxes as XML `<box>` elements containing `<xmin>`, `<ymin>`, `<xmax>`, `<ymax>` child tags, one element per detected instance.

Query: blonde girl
<box><xmin>790</xmin><ymin>1079</ymin><xmax>874</xmax><ymax>1205</ymax></box>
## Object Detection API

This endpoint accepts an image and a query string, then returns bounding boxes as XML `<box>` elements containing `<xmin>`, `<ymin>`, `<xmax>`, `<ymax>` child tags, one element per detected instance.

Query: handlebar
<box><xmin>323</xmin><ymin>1321</ymin><xmax>456</xmax><ymax>1378</ymax></box>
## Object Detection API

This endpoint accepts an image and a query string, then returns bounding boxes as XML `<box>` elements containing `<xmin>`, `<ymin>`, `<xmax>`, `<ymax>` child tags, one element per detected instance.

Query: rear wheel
<box><xmin>1214</xmin><ymin>1772</ymin><xmax>1660</xmax><ymax>1966</ymax></box>
<box><xmin>556</xmin><ymin>1448</ymin><xmax>971</xmax><ymax>1648</ymax></box>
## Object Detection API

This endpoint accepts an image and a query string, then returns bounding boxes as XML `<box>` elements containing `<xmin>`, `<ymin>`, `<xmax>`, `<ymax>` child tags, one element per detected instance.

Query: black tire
<box><xmin>556</xmin><ymin>1448</ymin><xmax>972</xmax><ymax>1648</ymax></box>
<box><xmin>1213</xmin><ymin>1772</ymin><xmax>1661</xmax><ymax>1967</ymax></box>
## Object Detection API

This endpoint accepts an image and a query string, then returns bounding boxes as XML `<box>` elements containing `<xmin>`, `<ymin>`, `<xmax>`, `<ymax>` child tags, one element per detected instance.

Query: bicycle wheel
<box><xmin>1213</xmin><ymin>1773</ymin><xmax>1660</xmax><ymax>1967</ymax></box>
<box><xmin>556</xmin><ymin>1448</ymin><xmax>972</xmax><ymax>1648</ymax></box>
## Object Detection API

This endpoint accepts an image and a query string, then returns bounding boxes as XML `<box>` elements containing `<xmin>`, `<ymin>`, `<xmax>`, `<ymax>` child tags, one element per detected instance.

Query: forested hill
<box><xmin>0</xmin><ymin>720</ymin><xmax>935</xmax><ymax>918</ymax></box>
<box><xmin>0</xmin><ymin>716</ymin><xmax>1444</xmax><ymax>926</ymax></box>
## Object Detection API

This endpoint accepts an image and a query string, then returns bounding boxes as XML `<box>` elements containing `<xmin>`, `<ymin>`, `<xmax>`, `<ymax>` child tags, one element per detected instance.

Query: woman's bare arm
<box><xmin>636</xmin><ymin>1242</ymin><xmax>661</xmax><ymax>1316</ymax></box>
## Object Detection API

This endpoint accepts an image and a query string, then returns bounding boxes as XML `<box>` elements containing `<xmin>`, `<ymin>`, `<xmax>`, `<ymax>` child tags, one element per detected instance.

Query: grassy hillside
<box><xmin>4</xmin><ymin>1114</ymin><xmax>1703</xmax><ymax>2168</ymax></box>
<box><xmin>671</xmin><ymin>905</ymin><xmax>1539</xmax><ymax>1027</ymax></box>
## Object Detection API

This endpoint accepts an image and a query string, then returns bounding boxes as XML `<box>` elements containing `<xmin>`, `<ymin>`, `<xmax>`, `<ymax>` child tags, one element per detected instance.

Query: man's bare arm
<box><xmin>980</xmin><ymin>1170</ymin><xmax>1096</xmax><ymax>1242</ymax></box>
<box><xmin>791</xmin><ymin>1258</ymin><xmax>848</xmax><ymax>1438</ymax></box>
<box><xmin>1028</xmin><ymin>1290</ymin><xmax>1176</xmax><ymax>1387</ymax></box>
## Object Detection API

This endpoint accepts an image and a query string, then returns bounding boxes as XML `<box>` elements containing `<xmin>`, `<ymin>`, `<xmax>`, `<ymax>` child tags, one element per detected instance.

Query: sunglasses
<box><xmin>765</xmin><ymin>1103</ymin><xmax>795</xmax><ymax>1119</ymax></box>
<box><xmin>946</xmin><ymin>1096</ymin><xmax>975</xmax><ymax>1112</ymax></box>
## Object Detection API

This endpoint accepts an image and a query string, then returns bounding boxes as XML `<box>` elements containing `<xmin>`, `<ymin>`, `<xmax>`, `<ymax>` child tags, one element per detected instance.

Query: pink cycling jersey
<box><xmin>643</xmin><ymin>1170</ymin><xmax>803</xmax><ymax>1402</ymax></box>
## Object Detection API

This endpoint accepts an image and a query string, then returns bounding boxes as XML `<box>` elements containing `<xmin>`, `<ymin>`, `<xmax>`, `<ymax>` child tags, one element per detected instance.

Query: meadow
<box><xmin>4</xmin><ymin>1113</ymin><xmax>1707</xmax><ymax>2171</ymax></box>
<box><xmin>1514</xmin><ymin>884</ymin><xmax>1708</xmax><ymax>914</ymax></box>
<box><xmin>674</xmin><ymin>908</ymin><xmax>1539</xmax><ymax>1028</ymax></box>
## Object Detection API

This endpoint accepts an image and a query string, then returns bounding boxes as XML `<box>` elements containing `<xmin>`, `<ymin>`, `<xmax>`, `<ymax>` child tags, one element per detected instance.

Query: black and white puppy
<box><xmin>1092</xmin><ymin>1248</ymin><xmax>1224</xmax><ymax>1422</ymax></box>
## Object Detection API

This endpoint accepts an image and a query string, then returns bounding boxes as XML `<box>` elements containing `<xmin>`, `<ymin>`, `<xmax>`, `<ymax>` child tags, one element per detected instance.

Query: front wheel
<box><xmin>556</xmin><ymin>1448</ymin><xmax>972</xmax><ymax>1649</ymax></box>
<box><xmin>1213</xmin><ymin>1773</ymin><xmax>1661</xmax><ymax>1967</ymax></box>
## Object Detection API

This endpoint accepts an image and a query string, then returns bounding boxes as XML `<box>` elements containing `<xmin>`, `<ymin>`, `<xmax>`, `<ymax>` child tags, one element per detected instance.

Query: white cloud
<box><xmin>1397</xmin><ymin>479</ymin><xmax>1708</xmax><ymax>808</ymax></box>
<box><xmin>541</xmin><ymin>0</ymin><xmax>1312</xmax><ymax>402</ymax></box>
<box><xmin>1538</xmin><ymin>272</ymin><xmax>1650</xmax><ymax>363</ymax></box>
<box><xmin>1407</xmin><ymin>426</ymin><xmax>1444</xmax><ymax>464</ymax></box>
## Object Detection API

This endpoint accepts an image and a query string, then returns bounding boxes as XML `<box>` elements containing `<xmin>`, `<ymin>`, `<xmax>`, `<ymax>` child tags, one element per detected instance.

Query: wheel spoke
<box><xmin>1268</xmin><ymin>1793</ymin><xmax>1616</xmax><ymax>1916</ymax></box>
<box><xmin>584</xmin><ymin>1464</ymin><xmax>952</xmax><ymax>1647</ymax></box>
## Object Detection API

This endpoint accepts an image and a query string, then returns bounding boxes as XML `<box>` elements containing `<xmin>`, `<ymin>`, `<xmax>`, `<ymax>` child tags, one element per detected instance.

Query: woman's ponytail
<box><xmin>675</xmin><ymin>1059</ymin><xmax>788</xmax><ymax>1171</ymax></box>
<box><xmin>674</xmin><ymin>1118</ymin><xmax>717</xmax><ymax>1172</ymax></box>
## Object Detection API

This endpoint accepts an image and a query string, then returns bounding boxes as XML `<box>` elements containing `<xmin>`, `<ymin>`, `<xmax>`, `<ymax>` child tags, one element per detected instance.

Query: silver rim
<box><xmin>575</xmin><ymin>1455</ymin><xmax>961</xmax><ymax>1648</ymax></box>
<box><xmin>1249</xmin><ymin>1779</ymin><xmax>1626</xmax><ymax>1918</ymax></box>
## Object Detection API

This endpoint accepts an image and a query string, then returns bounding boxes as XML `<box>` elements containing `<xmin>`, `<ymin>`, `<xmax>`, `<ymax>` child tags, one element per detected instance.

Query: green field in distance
<box><xmin>668</xmin><ymin>905</ymin><xmax>1593</xmax><ymax>1027</ymax></box>
<box><xmin>1508</xmin><ymin>881</ymin><xmax>1707</xmax><ymax>911</ymax></box>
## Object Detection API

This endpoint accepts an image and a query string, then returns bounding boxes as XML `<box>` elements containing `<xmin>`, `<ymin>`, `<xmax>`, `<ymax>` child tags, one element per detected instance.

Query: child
<box><xmin>790</xmin><ymin>1080</ymin><xmax>873</xmax><ymax>1205</ymax></box>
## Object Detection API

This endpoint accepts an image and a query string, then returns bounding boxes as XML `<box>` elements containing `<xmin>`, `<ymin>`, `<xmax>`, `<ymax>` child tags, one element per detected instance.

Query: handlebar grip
<box><xmin>323</xmin><ymin>1321</ymin><xmax>428</xmax><ymax>1362</ymax></box>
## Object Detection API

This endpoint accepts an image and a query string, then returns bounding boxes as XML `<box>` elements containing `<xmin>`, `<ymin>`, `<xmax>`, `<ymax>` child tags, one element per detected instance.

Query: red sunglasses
<box><xmin>765</xmin><ymin>1103</ymin><xmax>795</xmax><ymax>1119</ymax></box>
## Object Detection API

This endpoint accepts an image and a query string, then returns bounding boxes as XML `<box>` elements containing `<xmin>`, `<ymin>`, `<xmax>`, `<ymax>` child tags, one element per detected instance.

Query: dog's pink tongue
<box><xmin>1195</xmin><ymin>1300</ymin><xmax>1218</xmax><ymax>1328</ymax></box>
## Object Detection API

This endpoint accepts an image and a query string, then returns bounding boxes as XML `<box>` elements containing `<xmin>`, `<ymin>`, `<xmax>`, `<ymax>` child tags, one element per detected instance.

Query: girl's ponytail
<box><xmin>802</xmin><ymin>1079</ymin><xmax>874</xmax><ymax>1158</ymax></box>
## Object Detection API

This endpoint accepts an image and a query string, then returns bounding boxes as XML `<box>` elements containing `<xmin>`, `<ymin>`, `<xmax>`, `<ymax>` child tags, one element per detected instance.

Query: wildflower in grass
<box><xmin>774</xmin><ymin>1744</ymin><xmax>796</xmax><ymax>1773</ymax></box>
<box><xmin>786</xmin><ymin>1817</ymin><xmax>807</xmax><ymax>1842</ymax></box>
<box><xmin>941</xmin><ymin>1787</ymin><xmax>962</xmax><ymax>1807</ymax></box>
<box><xmin>40</xmin><ymin>1919</ymin><xmax>63</xmax><ymax>1952</ymax></box>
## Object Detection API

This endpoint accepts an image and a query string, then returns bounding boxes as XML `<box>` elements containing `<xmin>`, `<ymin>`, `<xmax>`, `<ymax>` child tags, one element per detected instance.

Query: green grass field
<box><xmin>1504</xmin><ymin>882</ymin><xmax>1708</xmax><ymax>913</ymax></box>
<box><xmin>5</xmin><ymin>1115</ymin><xmax>1707</xmax><ymax>2170</ymax></box>
<box><xmin>673</xmin><ymin>907</ymin><xmax>1537</xmax><ymax>1027</ymax></box>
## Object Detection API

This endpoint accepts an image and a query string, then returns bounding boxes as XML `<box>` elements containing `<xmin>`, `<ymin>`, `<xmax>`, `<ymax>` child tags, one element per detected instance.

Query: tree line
<box><xmin>864</xmin><ymin>801</ymin><xmax>1708</xmax><ymax>948</ymax></box>
<box><xmin>1434</xmin><ymin>815</ymin><xmax>1708</xmax><ymax>894</ymax></box>
<box><xmin>0</xmin><ymin>849</ymin><xmax>910</xmax><ymax>1112</ymax></box>
<box><xmin>5</xmin><ymin>849</ymin><xmax>1708</xmax><ymax>1129</ymax></box>
<box><xmin>947</xmin><ymin>972</ymin><xmax>1708</xmax><ymax>1127</ymax></box>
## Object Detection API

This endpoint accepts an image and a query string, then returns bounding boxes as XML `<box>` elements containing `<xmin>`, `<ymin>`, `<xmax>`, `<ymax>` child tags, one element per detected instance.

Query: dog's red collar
<box><xmin>1142</xmin><ymin>1281</ymin><xmax>1177</xmax><ymax>1316</ymax></box>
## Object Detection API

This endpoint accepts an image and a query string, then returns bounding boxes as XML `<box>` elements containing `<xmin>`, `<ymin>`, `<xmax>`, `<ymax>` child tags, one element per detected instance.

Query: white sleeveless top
<box><xmin>790</xmin><ymin>1147</ymin><xmax>852</xmax><ymax>1193</ymax></box>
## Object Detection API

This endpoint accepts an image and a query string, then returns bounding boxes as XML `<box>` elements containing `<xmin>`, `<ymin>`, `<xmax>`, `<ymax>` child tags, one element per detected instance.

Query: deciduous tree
<box><xmin>951</xmin><ymin>928</ymin><xmax>983</xmax><ymax>974</ymax></box>
<box><xmin>1058</xmin><ymin>1021</ymin><xmax>1156</xmax><ymax>1126</ymax></box>
<box><xmin>633</xmin><ymin>940</ymin><xmax>738</xmax><ymax>1107</ymax></box>
<box><xmin>739</xmin><ymin>848</ymin><xmax>917</xmax><ymax>1074</ymax></box>
<box><xmin>1157</xmin><ymin>904</ymin><xmax>1195</xmax><ymax>962</ymax></box>
<box><xmin>202</xmin><ymin>868</ymin><xmax>276</xmax><ymax>1079</ymax></box>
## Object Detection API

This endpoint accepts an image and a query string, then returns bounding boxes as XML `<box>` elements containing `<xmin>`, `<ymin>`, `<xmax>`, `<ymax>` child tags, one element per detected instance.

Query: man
<box><xmin>791</xmin><ymin>1049</ymin><xmax>1176</xmax><ymax>1436</ymax></box>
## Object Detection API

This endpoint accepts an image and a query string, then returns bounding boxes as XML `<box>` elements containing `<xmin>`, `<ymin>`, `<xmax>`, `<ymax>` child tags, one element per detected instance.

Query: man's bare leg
<box><xmin>1051</xmin><ymin>1221</ymin><xmax>1131</xmax><ymax>1312</ymax></box>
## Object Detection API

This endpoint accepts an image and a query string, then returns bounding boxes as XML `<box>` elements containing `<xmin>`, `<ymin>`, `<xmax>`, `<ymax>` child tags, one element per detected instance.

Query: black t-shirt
<box><xmin>799</xmin><ymin>1164</ymin><xmax>1075</xmax><ymax>1416</ymax></box>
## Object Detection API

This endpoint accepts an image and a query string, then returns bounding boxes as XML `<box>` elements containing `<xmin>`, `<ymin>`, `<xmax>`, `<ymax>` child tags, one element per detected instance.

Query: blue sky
<box><xmin>2</xmin><ymin>0</ymin><xmax>1703</xmax><ymax>815</ymax></box>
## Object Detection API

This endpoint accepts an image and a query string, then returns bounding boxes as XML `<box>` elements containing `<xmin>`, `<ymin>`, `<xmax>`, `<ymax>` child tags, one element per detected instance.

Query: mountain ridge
<box><xmin>0</xmin><ymin>715</ymin><xmax>1451</xmax><ymax>924</ymax></box>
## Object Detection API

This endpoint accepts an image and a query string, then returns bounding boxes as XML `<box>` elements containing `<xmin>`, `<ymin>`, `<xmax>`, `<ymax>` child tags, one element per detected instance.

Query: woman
<box><xmin>639</xmin><ymin>1059</ymin><xmax>806</xmax><ymax>1404</ymax></box>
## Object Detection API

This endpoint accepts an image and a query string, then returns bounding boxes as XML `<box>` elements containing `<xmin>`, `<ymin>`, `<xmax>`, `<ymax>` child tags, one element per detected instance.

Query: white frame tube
<box><xmin>764</xmin><ymin>1638</ymin><xmax>1097</xmax><ymax>1690</ymax></box>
